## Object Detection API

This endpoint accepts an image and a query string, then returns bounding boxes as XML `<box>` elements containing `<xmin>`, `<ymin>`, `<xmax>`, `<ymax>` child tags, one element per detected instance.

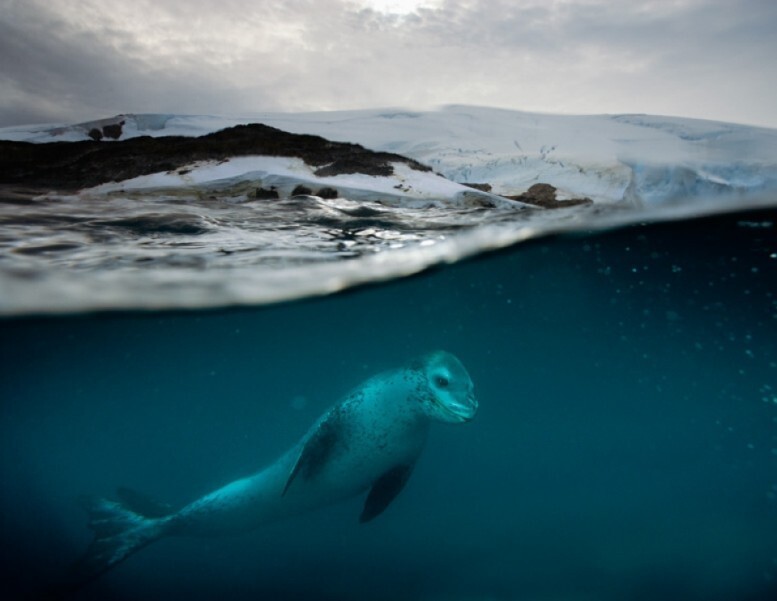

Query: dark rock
<box><xmin>504</xmin><ymin>183</ymin><xmax>593</xmax><ymax>209</ymax></box>
<box><xmin>292</xmin><ymin>184</ymin><xmax>313</xmax><ymax>196</ymax></box>
<box><xmin>314</xmin><ymin>158</ymin><xmax>393</xmax><ymax>177</ymax></box>
<box><xmin>102</xmin><ymin>122</ymin><xmax>124</xmax><ymax>140</ymax></box>
<box><xmin>0</xmin><ymin>122</ymin><xmax>432</xmax><ymax>190</ymax></box>
<box><xmin>88</xmin><ymin>128</ymin><xmax>103</xmax><ymax>142</ymax></box>
<box><xmin>256</xmin><ymin>186</ymin><xmax>279</xmax><ymax>200</ymax></box>
<box><xmin>316</xmin><ymin>187</ymin><xmax>338</xmax><ymax>199</ymax></box>
<box><xmin>462</xmin><ymin>182</ymin><xmax>492</xmax><ymax>192</ymax></box>
<box><xmin>525</xmin><ymin>183</ymin><xmax>557</xmax><ymax>204</ymax></box>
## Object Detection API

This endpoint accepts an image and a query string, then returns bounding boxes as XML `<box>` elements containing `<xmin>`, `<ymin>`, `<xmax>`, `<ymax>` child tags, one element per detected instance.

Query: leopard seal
<box><xmin>72</xmin><ymin>351</ymin><xmax>477</xmax><ymax>587</ymax></box>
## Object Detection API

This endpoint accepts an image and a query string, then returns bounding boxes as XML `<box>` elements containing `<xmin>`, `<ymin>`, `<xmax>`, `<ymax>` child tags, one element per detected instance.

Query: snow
<box><xmin>3</xmin><ymin>106</ymin><xmax>777</xmax><ymax>207</ymax></box>
<box><xmin>87</xmin><ymin>155</ymin><xmax>519</xmax><ymax>209</ymax></box>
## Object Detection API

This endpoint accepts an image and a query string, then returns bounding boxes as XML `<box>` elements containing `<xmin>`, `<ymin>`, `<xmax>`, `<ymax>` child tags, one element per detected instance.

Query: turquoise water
<box><xmin>2</xmin><ymin>207</ymin><xmax>776</xmax><ymax>600</ymax></box>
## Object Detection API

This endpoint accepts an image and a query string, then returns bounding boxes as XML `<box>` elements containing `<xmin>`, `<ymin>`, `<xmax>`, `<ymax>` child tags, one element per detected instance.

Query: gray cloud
<box><xmin>0</xmin><ymin>0</ymin><xmax>775</xmax><ymax>127</ymax></box>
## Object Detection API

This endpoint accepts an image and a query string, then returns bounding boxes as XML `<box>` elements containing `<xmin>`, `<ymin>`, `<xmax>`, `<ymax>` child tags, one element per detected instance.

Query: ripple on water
<box><xmin>1</xmin><ymin>189</ymin><xmax>775</xmax><ymax>314</ymax></box>
<box><xmin>90</xmin><ymin>213</ymin><xmax>216</xmax><ymax>235</ymax></box>
<box><xmin>12</xmin><ymin>242</ymin><xmax>84</xmax><ymax>255</ymax></box>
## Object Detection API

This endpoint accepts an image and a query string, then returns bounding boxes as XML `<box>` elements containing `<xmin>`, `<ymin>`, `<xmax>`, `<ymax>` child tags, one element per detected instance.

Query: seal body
<box><xmin>175</xmin><ymin>366</ymin><xmax>433</xmax><ymax>534</ymax></box>
<box><xmin>74</xmin><ymin>351</ymin><xmax>477</xmax><ymax>586</ymax></box>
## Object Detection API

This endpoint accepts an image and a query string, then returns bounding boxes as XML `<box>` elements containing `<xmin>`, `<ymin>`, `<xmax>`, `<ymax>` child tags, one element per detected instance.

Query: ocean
<box><xmin>2</xmin><ymin>203</ymin><xmax>776</xmax><ymax>601</ymax></box>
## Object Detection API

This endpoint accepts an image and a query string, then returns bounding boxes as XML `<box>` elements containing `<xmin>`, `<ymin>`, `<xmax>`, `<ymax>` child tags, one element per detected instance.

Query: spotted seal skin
<box><xmin>70</xmin><ymin>351</ymin><xmax>477</xmax><ymax>589</ymax></box>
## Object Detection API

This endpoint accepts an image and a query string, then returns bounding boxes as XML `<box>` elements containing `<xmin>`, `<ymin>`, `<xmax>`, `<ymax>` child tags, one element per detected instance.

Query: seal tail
<box><xmin>70</xmin><ymin>495</ymin><xmax>170</xmax><ymax>587</ymax></box>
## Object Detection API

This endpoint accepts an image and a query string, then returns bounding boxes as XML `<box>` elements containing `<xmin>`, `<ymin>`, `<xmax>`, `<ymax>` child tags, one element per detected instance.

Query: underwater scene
<box><xmin>2</xmin><ymin>206</ymin><xmax>776</xmax><ymax>601</ymax></box>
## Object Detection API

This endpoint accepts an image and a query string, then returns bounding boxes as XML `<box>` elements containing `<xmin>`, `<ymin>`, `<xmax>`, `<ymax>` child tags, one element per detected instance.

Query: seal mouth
<box><xmin>437</xmin><ymin>394</ymin><xmax>478</xmax><ymax>423</ymax></box>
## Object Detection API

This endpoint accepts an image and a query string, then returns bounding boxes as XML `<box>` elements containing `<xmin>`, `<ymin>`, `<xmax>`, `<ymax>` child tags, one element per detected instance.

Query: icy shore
<box><xmin>3</xmin><ymin>105</ymin><xmax>776</xmax><ymax>207</ymax></box>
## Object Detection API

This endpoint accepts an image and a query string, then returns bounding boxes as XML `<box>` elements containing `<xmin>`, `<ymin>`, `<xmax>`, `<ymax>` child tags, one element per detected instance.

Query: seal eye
<box><xmin>435</xmin><ymin>375</ymin><xmax>450</xmax><ymax>388</ymax></box>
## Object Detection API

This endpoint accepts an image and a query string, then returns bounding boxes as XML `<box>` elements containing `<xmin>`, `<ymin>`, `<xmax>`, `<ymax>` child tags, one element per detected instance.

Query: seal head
<box><xmin>417</xmin><ymin>351</ymin><xmax>478</xmax><ymax>423</ymax></box>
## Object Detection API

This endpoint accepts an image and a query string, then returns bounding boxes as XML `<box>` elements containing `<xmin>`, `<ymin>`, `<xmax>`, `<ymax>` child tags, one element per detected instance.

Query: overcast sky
<box><xmin>1</xmin><ymin>0</ymin><xmax>776</xmax><ymax>127</ymax></box>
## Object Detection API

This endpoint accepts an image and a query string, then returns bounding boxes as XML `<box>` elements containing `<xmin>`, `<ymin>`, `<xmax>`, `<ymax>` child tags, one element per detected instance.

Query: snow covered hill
<box><xmin>3</xmin><ymin>105</ymin><xmax>776</xmax><ymax>206</ymax></box>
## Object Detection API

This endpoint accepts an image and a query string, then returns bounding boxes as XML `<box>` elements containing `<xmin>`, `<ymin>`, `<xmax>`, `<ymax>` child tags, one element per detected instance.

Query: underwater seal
<box><xmin>72</xmin><ymin>351</ymin><xmax>477</xmax><ymax>587</ymax></box>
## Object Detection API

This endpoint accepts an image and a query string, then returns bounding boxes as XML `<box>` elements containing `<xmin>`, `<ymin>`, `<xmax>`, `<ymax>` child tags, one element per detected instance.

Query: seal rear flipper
<box><xmin>360</xmin><ymin>463</ymin><xmax>414</xmax><ymax>523</ymax></box>
<box><xmin>67</xmin><ymin>495</ymin><xmax>168</xmax><ymax>589</ymax></box>
<box><xmin>283</xmin><ymin>408</ymin><xmax>345</xmax><ymax>495</ymax></box>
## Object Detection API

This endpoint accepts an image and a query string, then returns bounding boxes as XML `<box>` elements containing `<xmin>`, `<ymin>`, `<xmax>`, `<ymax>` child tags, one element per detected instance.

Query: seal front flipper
<box><xmin>283</xmin><ymin>408</ymin><xmax>345</xmax><ymax>495</ymax></box>
<box><xmin>360</xmin><ymin>463</ymin><xmax>414</xmax><ymax>523</ymax></box>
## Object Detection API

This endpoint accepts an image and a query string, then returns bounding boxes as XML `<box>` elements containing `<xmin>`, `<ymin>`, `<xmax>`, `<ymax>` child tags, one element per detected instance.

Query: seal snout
<box><xmin>443</xmin><ymin>392</ymin><xmax>478</xmax><ymax>423</ymax></box>
<box><xmin>458</xmin><ymin>393</ymin><xmax>479</xmax><ymax>422</ymax></box>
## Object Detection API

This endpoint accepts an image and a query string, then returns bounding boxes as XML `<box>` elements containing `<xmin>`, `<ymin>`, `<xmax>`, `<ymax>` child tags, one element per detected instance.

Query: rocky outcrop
<box><xmin>291</xmin><ymin>184</ymin><xmax>313</xmax><ymax>196</ymax></box>
<box><xmin>87</xmin><ymin>120</ymin><xmax>126</xmax><ymax>142</ymax></box>
<box><xmin>461</xmin><ymin>181</ymin><xmax>591</xmax><ymax>208</ymax></box>
<box><xmin>316</xmin><ymin>187</ymin><xmax>339</xmax><ymax>199</ymax></box>
<box><xmin>255</xmin><ymin>186</ymin><xmax>279</xmax><ymax>199</ymax></box>
<box><xmin>461</xmin><ymin>182</ymin><xmax>492</xmax><ymax>192</ymax></box>
<box><xmin>0</xmin><ymin>123</ymin><xmax>432</xmax><ymax>190</ymax></box>
<box><xmin>503</xmin><ymin>183</ymin><xmax>592</xmax><ymax>209</ymax></box>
